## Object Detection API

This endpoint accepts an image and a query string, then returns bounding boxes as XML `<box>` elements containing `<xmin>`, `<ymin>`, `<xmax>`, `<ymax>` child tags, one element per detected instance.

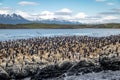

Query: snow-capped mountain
<box><xmin>0</xmin><ymin>13</ymin><xmax>81</xmax><ymax>24</ymax></box>
<box><xmin>34</xmin><ymin>18</ymin><xmax>81</xmax><ymax>25</ymax></box>
<box><xmin>0</xmin><ymin>13</ymin><xmax>30</xmax><ymax>24</ymax></box>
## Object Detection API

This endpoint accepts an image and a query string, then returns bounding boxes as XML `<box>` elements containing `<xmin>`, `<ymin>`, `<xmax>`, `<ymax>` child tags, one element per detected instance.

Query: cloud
<box><xmin>38</xmin><ymin>11</ymin><xmax>55</xmax><ymax>20</ymax></box>
<box><xmin>0</xmin><ymin>9</ymin><xmax>10</xmax><ymax>14</ymax></box>
<box><xmin>100</xmin><ymin>16</ymin><xmax>119</xmax><ymax>23</ymax></box>
<box><xmin>96</xmin><ymin>0</ymin><xmax>106</xmax><ymax>2</ymax></box>
<box><xmin>75</xmin><ymin>15</ymin><xmax>119</xmax><ymax>24</ymax></box>
<box><xmin>74</xmin><ymin>13</ymin><xmax>87</xmax><ymax>19</ymax></box>
<box><xmin>99</xmin><ymin>12</ymin><xmax>120</xmax><ymax>15</ymax></box>
<box><xmin>18</xmin><ymin>1</ymin><xmax>38</xmax><ymax>6</ymax></box>
<box><xmin>55</xmin><ymin>8</ymin><xmax>72</xmax><ymax>15</ymax></box>
<box><xmin>0</xmin><ymin>7</ymin><xmax>119</xmax><ymax>24</ymax></box>
<box><xmin>15</xmin><ymin>10</ymin><xmax>32</xmax><ymax>19</ymax></box>
<box><xmin>96</xmin><ymin>0</ymin><xmax>115</xmax><ymax>7</ymax></box>
<box><xmin>107</xmin><ymin>2</ymin><xmax>115</xmax><ymax>5</ymax></box>
<box><xmin>102</xmin><ymin>16</ymin><xmax>118</xmax><ymax>20</ymax></box>
<box><xmin>0</xmin><ymin>7</ymin><xmax>14</xmax><ymax>14</ymax></box>
<box><xmin>35</xmin><ymin>8</ymin><xmax>73</xmax><ymax>20</ymax></box>
<box><xmin>40</xmin><ymin>11</ymin><xmax>54</xmax><ymax>16</ymax></box>
<box><xmin>17</xmin><ymin>9</ymin><xmax>119</xmax><ymax>24</ymax></box>
<box><xmin>99</xmin><ymin>8</ymin><xmax>120</xmax><ymax>15</ymax></box>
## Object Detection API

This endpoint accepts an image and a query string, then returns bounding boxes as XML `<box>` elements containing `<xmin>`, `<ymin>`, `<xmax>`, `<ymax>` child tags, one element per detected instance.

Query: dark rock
<box><xmin>65</xmin><ymin>60</ymin><xmax>102</xmax><ymax>75</ymax></box>
<box><xmin>59</xmin><ymin>61</ymin><xmax>73</xmax><ymax>70</ymax></box>
<box><xmin>77</xmin><ymin>66</ymin><xmax>102</xmax><ymax>74</ymax></box>
<box><xmin>6</xmin><ymin>65</ymin><xmax>39</xmax><ymax>79</ymax></box>
<box><xmin>77</xmin><ymin>60</ymin><xmax>95</xmax><ymax>67</ymax></box>
<box><xmin>99</xmin><ymin>56</ymin><xmax>120</xmax><ymax>70</ymax></box>
<box><xmin>31</xmin><ymin>60</ymin><xmax>102</xmax><ymax>80</ymax></box>
<box><xmin>6</xmin><ymin>65</ymin><xmax>28</xmax><ymax>79</ymax></box>
<box><xmin>24</xmin><ymin>65</ymin><xmax>39</xmax><ymax>76</ymax></box>
<box><xmin>69</xmin><ymin>60</ymin><xmax>95</xmax><ymax>73</ymax></box>
<box><xmin>32</xmin><ymin>64</ymin><xmax>61</xmax><ymax>79</ymax></box>
<box><xmin>0</xmin><ymin>67</ymin><xmax>10</xmax><ymax>80</ymax></box>
<box><xmin>32</xmin><ymin>61</ymin><xmax>74</xmax><ymax>79</ymax></box>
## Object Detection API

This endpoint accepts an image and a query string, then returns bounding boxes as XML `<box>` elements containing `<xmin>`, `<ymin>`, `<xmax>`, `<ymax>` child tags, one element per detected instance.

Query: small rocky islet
<box><xmin>0</xmin><ymin>35</ymin><xmax>120</xmax><ymax>80</ymax></box>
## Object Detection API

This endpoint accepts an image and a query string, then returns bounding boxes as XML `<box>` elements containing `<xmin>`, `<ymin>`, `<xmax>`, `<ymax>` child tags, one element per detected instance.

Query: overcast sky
<box><xmin>0</xmin><ymin>0</ymin><xmax>120</xmax><ymax>23</ymax></box>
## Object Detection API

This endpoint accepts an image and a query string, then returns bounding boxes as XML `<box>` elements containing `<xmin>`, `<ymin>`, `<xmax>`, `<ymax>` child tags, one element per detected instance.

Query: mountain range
<box><xmin>0</xmin><ymin>14</ymin><xmax>30</xmax><ymax>24</ymax></box>
<box><xmin>0</xmin><ymin>13</ymin><xmax>81</xmax><ymax>24</ymax></box>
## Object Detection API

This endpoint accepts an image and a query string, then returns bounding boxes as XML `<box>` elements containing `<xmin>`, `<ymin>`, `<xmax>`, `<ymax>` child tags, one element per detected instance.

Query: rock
<box><xmin>24</xmin><ymin>65</ymin><xmax>39</xmax><ymax>76</ymax></box>
<box><xmin>6</xmin><ymin>65</ymin><xmax>28</xmax><ymax>79</ymax></box>
<box><xmin>99</xmin><ymin>56</ymin><xmax>120</xmax><ymax>70</ymax></box>
<box><xmin>0</xmin><ymin>67</ymin><xmax>10</xmax><ymax>80</ymax></box>
<box><xmin>32</xmin><ymin>64</ymin><xmax>61</xmax><ymax>79</ymax></box>
<box><xmin>77</xmin><ymin>66</ymin><xmax>102</xmax><ymax>74</ymax></box>
<box><xmin>5</xmin><ymin>64</ymin><xmax>39</xmax><ymax>79</ymax></box>
<box><xmin>59</xmin><ymin>61</ymin><xmax>73</xmax><ymax>70</ymax></box>
<box><xmin>64</xmin><ymin>60</ymin><xmax>102</xmax><ymax>75</ymax></box>
<box><xmin>31</xmin><ymin>60</ymin><xmax>101</xmax><ymax>80</ymax></box>
<box><xmin>32</xmin><ymin>61</ymin><xmax>74</xmax><ymax>79</ymax></box>
<box><xmin>69</xmin><ymin>60</ymin><xmax>95</xmax><ymax>73</ymax></box>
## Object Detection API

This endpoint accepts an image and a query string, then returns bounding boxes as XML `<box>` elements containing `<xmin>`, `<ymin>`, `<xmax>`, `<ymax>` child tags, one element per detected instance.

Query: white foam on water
<box><xmin>64</xmin><ymin>70</ymin><xmax>120</xmax><ymax>80</ymax></box>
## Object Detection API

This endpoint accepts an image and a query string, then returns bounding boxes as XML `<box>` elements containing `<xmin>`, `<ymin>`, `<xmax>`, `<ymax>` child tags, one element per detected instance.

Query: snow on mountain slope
<box><xmin>0</xmin><ymin>13</ymin><xmax>81</xmax><ymax>24</ymax></box>
<box><xmin>0</xmin><ymin>13</ymin><xmax>30</xmax><ymax>24</ymax></box>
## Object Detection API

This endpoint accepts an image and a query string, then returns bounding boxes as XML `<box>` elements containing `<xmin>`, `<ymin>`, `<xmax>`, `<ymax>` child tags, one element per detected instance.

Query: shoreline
<box><xmin>0</xmin><ymin>34</ymin><xmax>120</xmax><ymax>42</ymax></box>
<box><xmin>1</xmin><ymin>56</ymin><xmax>120</xmax><ymax>80</ymax></box>
<box><xmin>0</xmin><ymin>27</ymin><xmax>120</xmax><ymax>29</ymax></box>
<box><xmin>0</xmin><ymin>23</ymin><xmax>120</xmax><ymax>29</ymax></box>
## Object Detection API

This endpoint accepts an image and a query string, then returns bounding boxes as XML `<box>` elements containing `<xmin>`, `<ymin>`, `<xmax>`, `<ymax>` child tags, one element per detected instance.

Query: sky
<box><xmin>0</xmin><ymin>0</ymin><xmax>120</xmax><ymax>23</ymax></box>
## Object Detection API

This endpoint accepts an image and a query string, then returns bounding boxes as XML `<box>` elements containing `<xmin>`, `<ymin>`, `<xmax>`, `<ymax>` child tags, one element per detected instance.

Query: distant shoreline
<box><xmin>0</xmin><ymin>23</ymin><xmax>120</xmax><ymax>29</ymax></box>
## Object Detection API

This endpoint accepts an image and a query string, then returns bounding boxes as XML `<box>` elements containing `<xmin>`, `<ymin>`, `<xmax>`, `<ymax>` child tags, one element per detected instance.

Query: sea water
<box><xmin>0</xmin><ymin>28</ymin><xmax>120</xmax><ymax>41</ymax></box>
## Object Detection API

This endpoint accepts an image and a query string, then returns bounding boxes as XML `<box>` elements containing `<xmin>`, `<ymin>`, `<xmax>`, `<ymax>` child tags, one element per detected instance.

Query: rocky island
<box><xmin>0</xmin><ymin>35</ymin><xmax>120</xmax><ymax>80</ymax></box>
